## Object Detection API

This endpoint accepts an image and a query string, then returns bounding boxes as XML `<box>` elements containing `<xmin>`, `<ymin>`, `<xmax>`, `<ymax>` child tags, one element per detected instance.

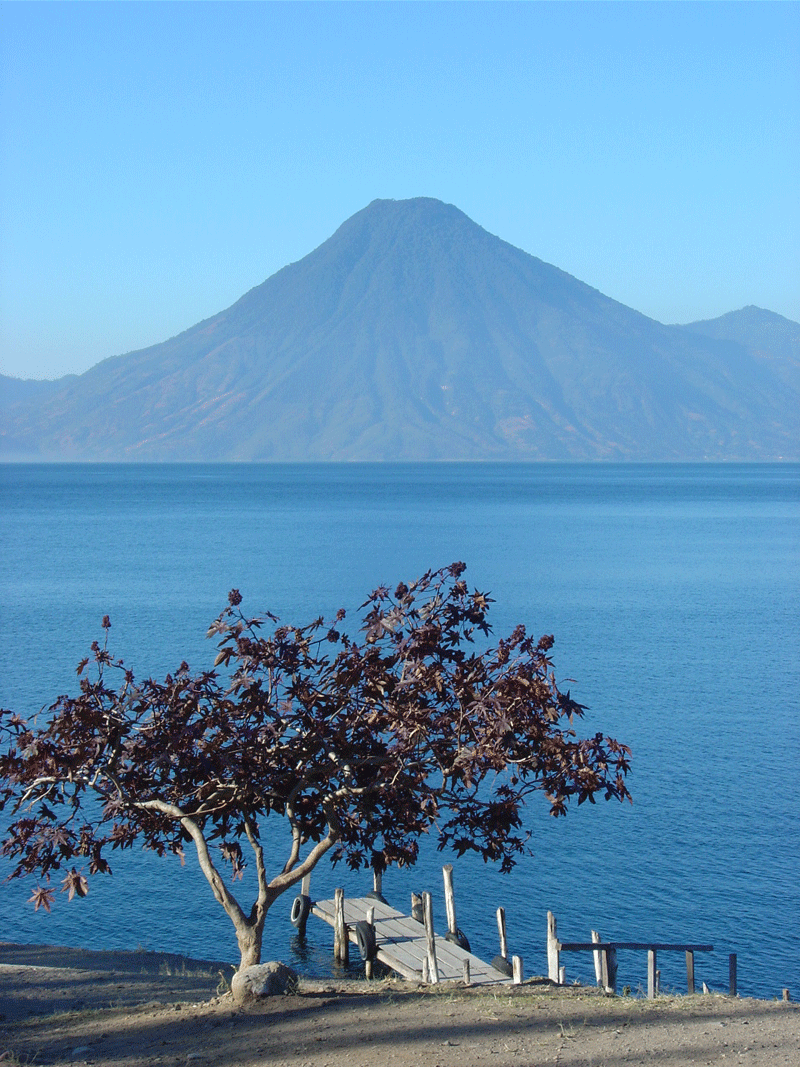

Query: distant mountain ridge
<box><xmin>2</xmin><ymin>198</ymin><xmax>798</xmax><ymax>460</ymax></box>
<box><xmin>678</xmin><ymin>306</ymin><xmax>800</xmax><ymax>395</ymax></box>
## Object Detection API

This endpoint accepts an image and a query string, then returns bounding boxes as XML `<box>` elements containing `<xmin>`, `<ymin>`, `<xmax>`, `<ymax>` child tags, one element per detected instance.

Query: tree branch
<box><xmin>267</xmin><ymin>806</ymin><xmax>341</xmax><ymax>899</ymax></box>
<box><xmin>243</xmin><ymin>815</ymin><xmax>269</xmax><ymax>914</ymax></box>
<box><xmin>133</xmin><ymin>798</ymin><xmax>249</xmax><ymax>929</ymax></box>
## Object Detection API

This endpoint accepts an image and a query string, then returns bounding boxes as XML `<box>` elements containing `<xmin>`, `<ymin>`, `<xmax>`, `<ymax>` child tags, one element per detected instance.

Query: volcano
<box><xmin>2</xmin><ymin>197</ymin><xmax>797</xmax><ymax>461</ymax></box>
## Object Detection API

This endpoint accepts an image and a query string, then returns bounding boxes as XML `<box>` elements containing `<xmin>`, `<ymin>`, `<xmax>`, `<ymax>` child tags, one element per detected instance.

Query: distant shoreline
<box><xmin>0</xmin><ymin>939</ymin><xmax>234</xmax><ymax>977</ymax></box>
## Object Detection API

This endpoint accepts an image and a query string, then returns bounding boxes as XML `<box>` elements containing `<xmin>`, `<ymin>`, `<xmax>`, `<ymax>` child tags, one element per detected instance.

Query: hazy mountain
<box><xmin>679</xmin><ymin>306</ymin><xmax>800</xmax><ymax>394</ymax></box>
<box><xmin>0</xmin><ymin>374</ymin><xmax>78</xmax><ymax>412</ymax></box>
<box><xmin>2</xmin><ymin>198</ymin><xmax>797</xmax><ymax>461</ymax></box>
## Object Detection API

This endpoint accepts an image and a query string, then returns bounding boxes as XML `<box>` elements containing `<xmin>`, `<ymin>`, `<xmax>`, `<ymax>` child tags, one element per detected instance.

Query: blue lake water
<box><xmin>1</xmin><ymin>463</ymin><xmax>798</xmax><ymax>999</ymax></box>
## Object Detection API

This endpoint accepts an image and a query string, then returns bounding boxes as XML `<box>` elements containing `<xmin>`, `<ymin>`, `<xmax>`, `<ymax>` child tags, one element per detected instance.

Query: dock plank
<box><xmin>310</xmin><ymin>894</ymin><xmax>512</xmax><ymax>985</ymax></box>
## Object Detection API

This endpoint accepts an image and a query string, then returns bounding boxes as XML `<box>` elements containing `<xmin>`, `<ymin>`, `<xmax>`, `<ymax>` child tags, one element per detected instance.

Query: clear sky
<box><xmin>1</xmin><ymin>1</ymin><xmax>798</xmax><ymax>381</ymax></box>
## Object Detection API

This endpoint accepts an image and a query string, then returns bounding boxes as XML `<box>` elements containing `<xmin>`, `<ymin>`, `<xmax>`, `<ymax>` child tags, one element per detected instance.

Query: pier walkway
<box><xmin>310</xmin><ymin>893</ymin><xmax>514</xmax><ymax>985</ymax></box>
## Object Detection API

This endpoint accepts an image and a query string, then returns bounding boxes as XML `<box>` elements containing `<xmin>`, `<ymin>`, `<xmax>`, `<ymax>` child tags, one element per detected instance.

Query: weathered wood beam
<box><xmin>443</xmin><ymin>864</ymin><xmax>458</xmax><ymax>937</ymax></box>
<box><xmin>559</xmin><ymin>941</ymin><xmax>713</xmax><ymax>953</ymax></box>
<box><xmin>423</xmin><ymin>891</ymin><xmax>439</xmax><ymax>984</ymax></box>
<box><xmin>547</xmin><ymin>911</ymin><xmax>560</xmax><ymax>983</ymax></box>
<box><xmin>648</xmin><ymin>949</ymin><xmax>657</xmax><ymax>999</ymax></box>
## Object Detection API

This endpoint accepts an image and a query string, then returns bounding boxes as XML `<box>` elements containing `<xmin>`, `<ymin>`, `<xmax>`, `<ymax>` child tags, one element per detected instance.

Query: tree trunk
<box><xmin>235</xmin><ymin>915</ymin><xmax>265</xmax><ymax>971</ymax></box>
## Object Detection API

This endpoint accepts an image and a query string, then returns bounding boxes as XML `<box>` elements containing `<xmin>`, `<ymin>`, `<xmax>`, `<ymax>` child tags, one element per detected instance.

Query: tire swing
<box><xmin>355</xmin><ymin>920</ymin><xmax>378</xmax><ymax>962</ymax></box>
<box><xmin>290</xmin><ymin>894</ymin><xmax>312</xmax><ymax>936</ymax></box>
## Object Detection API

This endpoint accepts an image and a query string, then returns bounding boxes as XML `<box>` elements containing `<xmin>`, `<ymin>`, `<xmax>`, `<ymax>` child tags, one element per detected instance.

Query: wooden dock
<box><xmin>310</xmin><ymin>892</ymin><xmax>514</xmax><ymax>985</ymax></box>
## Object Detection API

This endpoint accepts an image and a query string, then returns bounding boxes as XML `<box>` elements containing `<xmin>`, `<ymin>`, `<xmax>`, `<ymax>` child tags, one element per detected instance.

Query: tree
<box><xmin>0</xmin><ymin>563</ymin><xmax>630</xmax><ymax>972</ymax></box>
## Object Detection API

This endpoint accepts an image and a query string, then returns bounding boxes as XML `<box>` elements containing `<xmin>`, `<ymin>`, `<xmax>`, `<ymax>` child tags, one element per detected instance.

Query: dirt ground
<box><xmin>1</xmin><ymin>943</ymin><xmax>798</xmax><ymax>1067</ymax></box>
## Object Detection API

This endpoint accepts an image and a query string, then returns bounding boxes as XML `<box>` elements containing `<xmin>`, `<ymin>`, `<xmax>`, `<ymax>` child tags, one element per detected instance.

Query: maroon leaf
<box><xmin>28</xmin><ymin>886</ymin><xmax>55</xmax><ymax>912</ymax></box>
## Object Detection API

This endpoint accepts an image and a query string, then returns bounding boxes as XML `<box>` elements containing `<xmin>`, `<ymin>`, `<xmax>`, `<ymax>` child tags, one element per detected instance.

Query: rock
<box><xmin>230</xmin><ymin>962</ymin><xmax>299</xmax><ymax>1004</ymax></box>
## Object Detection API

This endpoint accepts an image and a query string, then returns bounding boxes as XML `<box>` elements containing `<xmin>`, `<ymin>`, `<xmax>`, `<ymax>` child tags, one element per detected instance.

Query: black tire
<box><xmin>445</xmin><ymin>928</ymin><xmax>471</xmax><ymax>953</ymax></box>
<box><xmin>355</xmin><ymin>920</ymin><xmax>377</xmax><ymax>962</ymax></box>
<box><xmin>290</xmin><ymin>894</ymin><xmax>312</xmax><ymax>932</ymax></box>
<box><xmin>365</xmin><ymin>889</ymin><xmax>389</xmax><ymax>905</ymax></box>
<box><xmin>491</xmin><ymin>954</ymin><xmax>514</xmax><ymax>977</ymax></box>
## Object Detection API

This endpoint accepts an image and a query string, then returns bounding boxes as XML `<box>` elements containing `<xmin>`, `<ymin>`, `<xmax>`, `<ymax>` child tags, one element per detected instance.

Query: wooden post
<box><xmin>462</xmin><ymin>958</ymin><xmax>471</xmax><ymax>986</ymax></box>
<box><xmin>443</xmin><ymin>864</ymin><xmax>458</xmax><ymax>937</ymax></box>
<box><xmin>648</xmin><ymin>950</ymin><xmax>657</xmax><ymax>999</ymax></box>
<box><xmin>607</xmin><ymin>948</ymin><xmax>618</xmax><ymax>993</ymax></box>
<box><xmin>559</xmin><ymin>965</ymin><xmax>566</xmax><ymax>985</ymax></box>
<box><xmin>686</xmin><ymin>950</ymin><xmax>695</xmax><ymax>994</ymax></box>
<box><xmin>334</xmin><ymin>887</ymin><xmax>349</xmax><ymax>965</ymax></box>
<box><xmin>547</xmin><ymin>911</ymin><xmax>560</xmax><ymax>983</ymax></box>
<box><xmin>423</xmin><ymin>891</ymin><xmax>439</xmax><ymax>984</ymax></box>
<box><xmin>591</xmin><ymin>930</ymin><xmax>607</xmax><ymax>988</ymax></box>
<box><xmin>591</xmin><ymin>931</ymin><xmax>616</xmax><ymax>992</ymax></box>
<box><xmin>364</xmin><ymin>905</ymin><xmax>375</xmax><ymax>979</ymax></box>
<box><xmin>729</xmin><ymin>953</ymin><xmax>737</xmax><ymax>997</ymax></box>
<box><xmin>301</xmin><ymin>873</ymin><xmax>311</xmax><ymax>896</ymax></box>
<box><xmin>422</xmin><ymin>956</ymin><xmax>429</xmax><ymax>983</ymax></box>
<box><xmin>782</xmin><ymin>989</ymin><xmax>791</xmax><ymax>1002</ymax></box>
<box><xmin>373</xmin><ymin>867</ymin><xmax>382</xmax><ymax>897</ymax></box>
<box><xmin>512</xmin><ymin>955</ymin><xmax>524</xmax><ymax>985</ymax></box>
<box><xmin>497</xmin><ymin>906</ymin><xmax>508</xmax><ymax>959</ymax></box>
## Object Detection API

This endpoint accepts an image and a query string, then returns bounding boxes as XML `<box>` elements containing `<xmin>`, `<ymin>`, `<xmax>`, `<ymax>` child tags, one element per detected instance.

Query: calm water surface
<box><xmin>1</xmin><ymin>463</ymin><xmax>797</xmax><ymax>998</ymax></box>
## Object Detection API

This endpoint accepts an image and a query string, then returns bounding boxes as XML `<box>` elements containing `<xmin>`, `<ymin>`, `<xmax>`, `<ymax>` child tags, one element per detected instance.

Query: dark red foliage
<box><xmin>0</xmin><ymin>564</ymin><xmax>630</xmax><ymax>964</ymax></box>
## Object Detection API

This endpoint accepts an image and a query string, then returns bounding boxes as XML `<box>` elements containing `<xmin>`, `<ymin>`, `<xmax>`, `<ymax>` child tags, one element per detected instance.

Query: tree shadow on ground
<box><xmin>3</xmin><ymin>963</ymin><xmax>798</xmax><ymax>1067</ymax></box>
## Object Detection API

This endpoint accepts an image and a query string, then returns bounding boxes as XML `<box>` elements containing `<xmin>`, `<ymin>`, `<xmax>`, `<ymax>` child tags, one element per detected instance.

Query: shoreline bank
<box><xmin>2</xmin><ymin>942</ymin><xmax>798</xmax><ymax>1067</ymax></box>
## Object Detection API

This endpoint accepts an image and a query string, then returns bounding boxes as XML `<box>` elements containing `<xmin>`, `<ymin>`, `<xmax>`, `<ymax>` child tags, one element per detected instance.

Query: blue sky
<box><xmin>1</xmin><ymin>1</ymin><xmax>798</xmax><ymax>380</ymax></box>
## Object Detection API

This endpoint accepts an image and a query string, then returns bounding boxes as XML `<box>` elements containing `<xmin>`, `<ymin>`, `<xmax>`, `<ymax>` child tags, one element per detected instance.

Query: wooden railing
<box><xmin>547</xmin><ymin>911</ymin><xmax>718</xmax><ymax>997</ymax></box>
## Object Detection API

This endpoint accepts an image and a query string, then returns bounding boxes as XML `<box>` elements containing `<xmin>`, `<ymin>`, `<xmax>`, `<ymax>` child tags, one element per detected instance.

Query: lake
<box><xmin>1</xmin><ymin>463</ymin><xmax>798</xmax><ymax>998</ymax></box>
